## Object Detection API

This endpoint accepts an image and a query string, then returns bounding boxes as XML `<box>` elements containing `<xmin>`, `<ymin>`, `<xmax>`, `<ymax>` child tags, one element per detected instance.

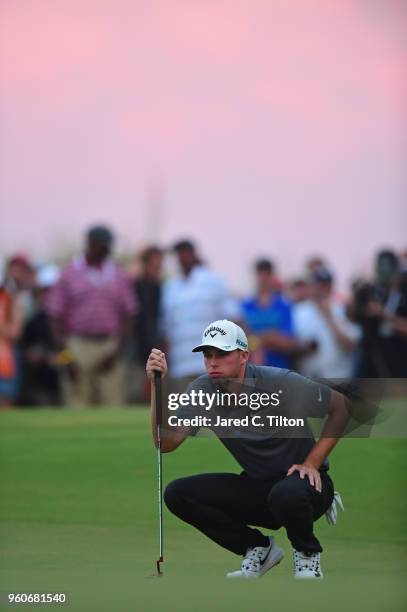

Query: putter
<box><xmin>154</xmin><ymin>369</ymin><xmax>164</xmax><ymax>576</ymax></box>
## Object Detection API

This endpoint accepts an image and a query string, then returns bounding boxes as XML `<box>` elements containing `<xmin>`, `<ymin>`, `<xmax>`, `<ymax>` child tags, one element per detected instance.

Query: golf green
<box><xmin>0</xmin><ymin>409</ymin><xmax>406</xmax><ymax>612</ymax></box>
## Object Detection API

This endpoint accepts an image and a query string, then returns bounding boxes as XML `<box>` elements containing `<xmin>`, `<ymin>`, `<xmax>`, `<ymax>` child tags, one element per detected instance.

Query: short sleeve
<box><xmin>285</xmin><ymin>370</ymin><xmax>331</xmax><ymax>419</ymax></box>
<box><xmin>292</xmin><ymin>303</ymin><xmax>311</xmax><ymax>339</ymax></box>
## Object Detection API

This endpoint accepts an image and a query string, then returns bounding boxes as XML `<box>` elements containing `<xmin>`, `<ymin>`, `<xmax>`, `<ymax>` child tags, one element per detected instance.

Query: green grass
<box><xmin>0</xmin><ymin>409</ymin><xmax>406</xmax><ymax>612</ymax></box>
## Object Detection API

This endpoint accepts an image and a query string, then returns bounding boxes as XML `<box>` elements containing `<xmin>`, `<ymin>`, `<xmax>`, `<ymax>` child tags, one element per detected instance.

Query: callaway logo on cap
<box><xmin>192</xmin><ymin>320</ymin><xmax>248</xmax><ymax>353</ymax></box>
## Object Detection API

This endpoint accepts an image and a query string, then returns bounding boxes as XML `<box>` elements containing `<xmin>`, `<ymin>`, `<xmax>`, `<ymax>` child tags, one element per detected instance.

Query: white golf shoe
<box><xmin>226</xmin><ymin>536</ymin><xmax>284</xmax><ymax>579</ymax></box>
<box><xmin>293</xmin><ymin>549</ymin><xmax>323</xmax><ymax>579</ymax></box>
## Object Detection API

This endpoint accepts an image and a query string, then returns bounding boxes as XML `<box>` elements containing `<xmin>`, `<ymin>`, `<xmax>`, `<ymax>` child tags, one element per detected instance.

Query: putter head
<box><xmin>156</xmin><ymin>556</ymin><xmax>164</xmax><ymax>576</ymax></box>
<box><xmin>145</xmin><ymin>557</ymin><xmax>164</xmax><ymax>579</ymax></box>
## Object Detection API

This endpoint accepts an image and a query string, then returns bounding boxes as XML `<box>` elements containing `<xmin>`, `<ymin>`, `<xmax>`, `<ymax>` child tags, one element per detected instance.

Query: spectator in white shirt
<box><xmin>160</xmin><ymin>240</ymin><xmax>239</xmax><ymax>384</ymax></box>
<box><xmin>293</xmin><ymin>268</ymin><xmax>361</xmax><ymax>379</ymax></box>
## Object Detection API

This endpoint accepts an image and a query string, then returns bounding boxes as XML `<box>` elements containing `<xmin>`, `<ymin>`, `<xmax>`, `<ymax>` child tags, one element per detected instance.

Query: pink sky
<box><xmin>1</xmin><ymin>0</ymin><xmax>406</xmax><ymax>292</ymax></box>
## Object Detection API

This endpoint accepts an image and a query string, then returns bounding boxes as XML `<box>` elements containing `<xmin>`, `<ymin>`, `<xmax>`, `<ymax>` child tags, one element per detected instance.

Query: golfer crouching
<box><xmin>146</xmin><ymin>320</ymin><xmax>346</xmax><ymax>580</ymax></box>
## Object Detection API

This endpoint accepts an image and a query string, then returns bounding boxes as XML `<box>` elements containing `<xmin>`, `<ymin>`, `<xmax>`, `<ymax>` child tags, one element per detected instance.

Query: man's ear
<box><xmin>241</xmin><ymin>350</ymin><xmax>249</xmax><ymax>365</ymax></box>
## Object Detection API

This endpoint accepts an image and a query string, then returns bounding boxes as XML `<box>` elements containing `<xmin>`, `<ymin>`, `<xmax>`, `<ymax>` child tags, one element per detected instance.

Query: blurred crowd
<box><xmin>1</xmin><ymin>224</ymin><xmax>406</xmax><ymax>408</ymax></box>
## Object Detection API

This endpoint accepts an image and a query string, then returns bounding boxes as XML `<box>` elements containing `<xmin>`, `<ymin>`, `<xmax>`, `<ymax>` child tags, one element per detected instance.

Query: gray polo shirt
<box><xmin>171</xmin><ymin>363</ymin><xmax>332</xmax><ymax>479</ymax></box>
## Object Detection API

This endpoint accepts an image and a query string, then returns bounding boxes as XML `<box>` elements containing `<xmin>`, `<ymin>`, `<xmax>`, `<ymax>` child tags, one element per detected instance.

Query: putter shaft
<box><xmin>155</xmin><ymin>371</ymin><xmax>164</xmax><ymax>575</ymax></box>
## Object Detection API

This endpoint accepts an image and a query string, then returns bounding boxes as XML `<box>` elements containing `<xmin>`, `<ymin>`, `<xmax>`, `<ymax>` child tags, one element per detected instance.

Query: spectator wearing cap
<box><xmin>5</xmin><ymin>254</ymin><xmax>36</xmax><ymax>321</ymax></box>
<box><xmin>20</xmin><ymin>264</ymin><xmax>62</xmax><ymax>406</ymax></box>
<box><xmin>5</xmin><ymin>254</ymin><xmax>35</xmax><ymax>294</ymax></box>
<box><xmin>293</xmin><ymin>268</ymin><xmax>361</xmax><ymax>378</ymax></box>
<box><xmin>241</xmin><ymin>259</ymin><xmax>304</xmax><ymax>368</ymax></box>
<box><xmin>160</xmin><ymin>240</ymin><xmax>239</xmax><ymax>386</ymax></box>
<box><xmin>47</xmin><ymin>225</ymin><xmax>137</xmax><ymax>406</ymax></box>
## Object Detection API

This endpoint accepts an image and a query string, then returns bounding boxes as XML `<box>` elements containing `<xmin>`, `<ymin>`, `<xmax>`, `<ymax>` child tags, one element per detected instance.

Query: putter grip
<box><xmin>154</xmin><ymin>370</ymin><xmax>163</xmax><ymax>426</ymax></box>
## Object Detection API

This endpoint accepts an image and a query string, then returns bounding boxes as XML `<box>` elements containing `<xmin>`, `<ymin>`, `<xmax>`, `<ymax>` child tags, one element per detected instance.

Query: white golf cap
<box><xmin>192</xmin><ymin>320</ymin><xmax>248</xmax><ymax>353</ymax></box>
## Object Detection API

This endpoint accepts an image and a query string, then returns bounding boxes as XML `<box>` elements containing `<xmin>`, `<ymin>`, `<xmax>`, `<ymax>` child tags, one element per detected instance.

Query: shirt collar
<box><xmin>243</xmin><ymin>362</ymin><xmax>258</xmax><ymax>390</ymax></box>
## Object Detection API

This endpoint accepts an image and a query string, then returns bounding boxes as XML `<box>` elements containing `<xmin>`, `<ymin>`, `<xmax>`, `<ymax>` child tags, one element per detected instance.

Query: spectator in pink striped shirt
<box><xmin>47</xmin><ymin>225</ymin><xmax>137</xmax><ymax>407</ymax></box>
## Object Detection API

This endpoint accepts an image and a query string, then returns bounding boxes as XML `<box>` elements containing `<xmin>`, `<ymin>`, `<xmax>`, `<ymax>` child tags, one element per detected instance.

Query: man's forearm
<box><xmin>304</xmin><ymin>437</ymin><xmax>339</xmax><ymax>470</ymax></box>
<box><xmin>305</xmin><ymin>390</ymin><xmax>349</xmax><ymax>469</ymax></box>
<box><xmin>326</xmin><ymin>318</ymin><xmax>355</xmax><ymax>351</ymax></box>
<box><xmin>150</xmin><ymin>382</ymin><xmax>160</xmax><ymax>448</ymax></box>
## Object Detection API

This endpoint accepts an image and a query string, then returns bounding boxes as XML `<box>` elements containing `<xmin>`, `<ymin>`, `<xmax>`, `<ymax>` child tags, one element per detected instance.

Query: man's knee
<box><xmin>267</xmin><ymin>477</ymin><xmax>308</xmax><ymax>517</ymax></box>
<box><xmin>164</xmin><ymin>477</ymin><xmax>192</xmax><ymax>514</ymax></box>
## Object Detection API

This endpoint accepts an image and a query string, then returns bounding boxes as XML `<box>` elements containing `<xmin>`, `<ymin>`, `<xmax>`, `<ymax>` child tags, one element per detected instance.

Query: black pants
<box><xmin>164</xmin><ymin>471</ymin><xmax>334</xmax><ymax>555</ymax></box>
